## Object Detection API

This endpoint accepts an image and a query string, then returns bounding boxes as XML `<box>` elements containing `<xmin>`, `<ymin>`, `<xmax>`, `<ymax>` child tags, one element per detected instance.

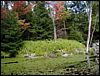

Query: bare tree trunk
<box><xmin>50</xmin><ymin>8</ymin><xmax>57</xmax><ymax>41</ymax></box>
<box><xmin>89</xmin><ymin>14</ymin><xmax>97</xmax><ymax>46</ymax></box>
<box><xmin>63</xmin><ymin>21</ymin><xmax>67</xmax><ymax>38</ymax></box>
<box><xmin>89</xmin><ymin>24</ymin><xmax>95</xmax><ymax>46</ymax></box>
<box><xmin>52</xmin><ymin>17</ymin><xmax>57</xmax><ymax>41</ymax></box>
<box><xmin>86</xmin><ymin>1</ymin><xmax>92</xmax><ymax>68</ymax></box>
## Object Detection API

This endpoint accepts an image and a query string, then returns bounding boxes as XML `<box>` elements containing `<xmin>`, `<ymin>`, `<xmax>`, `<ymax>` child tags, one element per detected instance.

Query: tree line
<box><xmin>1</xmin><ymin>1</ymin><xmax>99</xmax><ymax>57</ymax></box>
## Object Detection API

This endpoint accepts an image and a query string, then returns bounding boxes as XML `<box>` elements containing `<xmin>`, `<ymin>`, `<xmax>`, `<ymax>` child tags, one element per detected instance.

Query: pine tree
<box><xmin>1</xmin><ymin>10</ymin><xmax>22</xmax><ymax>57</ymax></box>
<box><xmin>27</xmin><ymin>1</ymin><xmax>53</xmax><ymax>40</ymax></box>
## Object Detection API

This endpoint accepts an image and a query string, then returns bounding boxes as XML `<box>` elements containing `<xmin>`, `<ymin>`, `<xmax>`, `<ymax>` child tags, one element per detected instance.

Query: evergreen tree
<box><xmin>27</xmin><ymin>1</ymin><xmax>53</xmax><ymax>40</ymax></box>
<box><xmin>1</xmin><ymin>10</ymin><xmax>22</xmax><ymax>57</ymax></box>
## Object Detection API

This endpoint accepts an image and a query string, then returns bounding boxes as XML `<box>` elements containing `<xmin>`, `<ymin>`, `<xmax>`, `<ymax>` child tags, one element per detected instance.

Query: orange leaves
<box><xmin>1</xmin><ymin>8</ymin><xmax>8</xmax><ymax>19</ymax></box>
<box><xmin>22</xmin><ymin>23</ymin><xmax>30</xmax><ymax>30</ymax></box>
<box><xmin>1</xmin><ymin>8</ymin><xmax>8</xmax><ymax>15</ymax></box>
<box><xmin>18</xmin><ymin>19</ymin><xmax>30</xmax><ymax>30</ymax></box>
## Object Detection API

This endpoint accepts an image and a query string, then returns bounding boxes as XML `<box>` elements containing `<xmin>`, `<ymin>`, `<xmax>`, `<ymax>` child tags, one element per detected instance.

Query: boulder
<box><xmin>24</xmin><ymin>53</ymin><xmax>36</xmax><ymax>59</ymax></box>
<box><xmin>62</xmin><ymin>53</ymin><xmax>69</xmax><ymax>57</ymax></box>
<box><xmin>50</xmin><ymin>51</ymin><xmax>57</xmax><ymax>58</ymax></box>
<box><xmin>61</xmin><ymin>52</ymin><xmax>69</xmax><ymax>57</ymax></box>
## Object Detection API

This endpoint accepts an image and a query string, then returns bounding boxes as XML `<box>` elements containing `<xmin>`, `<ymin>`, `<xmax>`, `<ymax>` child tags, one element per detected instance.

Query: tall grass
<box><xmin>18</xmin><ymin>39</ymin><xmax>85</xmax><ymax>56</ymax></box>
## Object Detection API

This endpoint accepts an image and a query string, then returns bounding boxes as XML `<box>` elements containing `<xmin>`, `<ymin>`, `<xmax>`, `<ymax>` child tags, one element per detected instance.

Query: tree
<box><xmin>61</xmin><ymin>6</ymin><xmax>71</xmax><ymax>38</ymax></box>
<box><xmin>63</xmin><ymin>8</ymin><xmax>86</xmax><ymax>43</ymax></box>
<box><xmin>46</xmin><ymin>1</ymin><xmax>69</xmax><ymax>40</ymax></box>
<box><xmin>1</xmin><ymin>10</ymin><xmax>22</xmax><ymax>57</ymax></box>
<box><xmin>85</xmin><ymin>1</ymin><xmax>92</xmax><ymax>68</ymax></box>
<box><xmin>27</xmin><ymin>1</ymin><xmax>53</xmax><ymax>40</ymax></box>
<box><xmin>11</xmin><ymin>1</ymin><xmax>36</xmax><ymax>40</ymax></box>
<box><xmin>49</xmin><ymin>6</ymin><xmax>57</xmax><ymax>41</ymax></box>
<box><xmin>12</xmin><ymin>1</ymin><xmax>33</xmax><ymax>19</ymax></box>
<box><xmin>90</xmin><ymin>1</ymin><xmax>99</xmax><ymax>45</ymax></box>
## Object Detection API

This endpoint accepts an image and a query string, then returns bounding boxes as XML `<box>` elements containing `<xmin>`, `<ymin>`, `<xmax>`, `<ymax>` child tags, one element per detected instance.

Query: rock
<box><xmin>24</xmin><ymin>53</ymin><xmax>36</xmax><ymax>59</ymax></box>
<box><xmin>30</xmin><ymin>53</ymin><xmax>36</xmax><ymax>57</ymax></box>
<box><xmin>91</xmin><ymin>41</ymin><xmax>99</xmax><ymax>64</ymax></box>
<box><xmin>96</xmin><ymin>42</ymin><xmax>99</xmax><ymax>46</ymax></box>
<box><xmin>62</xmin><ymin>53</ymin><xmax>68</xmax><ymax>57</ymax></box>
<box><xmin>56</xmin><ymin>49</ymin><xmax>64</xmax><ymax>52</ymax></box>
<box><xmin>50</xmin><ymin>51</ymin><xmax>57</xmax><ymax>58</ymax></box>
<box><xmin>70</xmin><ymin>53</ymin><xmax>73</xmax><ymax>56</ymax></box>
<box><xmin>61</xmin><ymin>52</ymin><xmax>69</xmax><ymax>57</ymax></box>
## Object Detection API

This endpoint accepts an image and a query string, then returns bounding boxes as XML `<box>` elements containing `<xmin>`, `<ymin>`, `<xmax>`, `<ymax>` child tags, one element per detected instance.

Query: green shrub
<box><xmin>68</xmin><ymin>30</ymin><xmax>85</xmax><ymax>43</ymax></box>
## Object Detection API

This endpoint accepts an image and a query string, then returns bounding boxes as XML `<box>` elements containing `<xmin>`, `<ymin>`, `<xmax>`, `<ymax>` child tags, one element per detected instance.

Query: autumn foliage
<box><xmin>11</xmin><ymin>1</ymin><xmax>32</xmax><ymax>31</ymax></box>
<box><xmin>54</xmin><ymin>1</ymin><xmax>65</xmax><ymax>20</ymax></box>
<box><xmin>1</xmin><ymin>8</ymin><xmax>8</xmax><ymax>19</ymax></box>
<box><xmin>13</xmin><ymin>1</ymin><xmax>25</xmax><ymax>10</ymax></box>
<box><xmin>18</xmin><ymin>19</ymin><xmax>30</xmax><ymax>30</ymax></box>
<box><xmin>12</xmin><ymin>1</ymin><xmax>32</xmax><ymax>16</ymax></box>
<box><xmin>45</xmin><ymin>1</ymin><xmax>65</xmax><ymax>20</ymax></box>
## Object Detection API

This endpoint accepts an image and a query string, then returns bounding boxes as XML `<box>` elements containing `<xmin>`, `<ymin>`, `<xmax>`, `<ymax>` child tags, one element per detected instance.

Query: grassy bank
<box><xmin>18</xmin><ymin>39</ymin><xmax>85</xmax><ymax>56</ymax></box>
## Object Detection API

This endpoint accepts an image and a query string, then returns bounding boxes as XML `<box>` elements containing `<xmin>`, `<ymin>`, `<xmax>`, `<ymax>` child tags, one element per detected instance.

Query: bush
<box><xmin>68</xmin><ymin>30</ymin><xmax>85</xmax><ymax>43</ymax></box>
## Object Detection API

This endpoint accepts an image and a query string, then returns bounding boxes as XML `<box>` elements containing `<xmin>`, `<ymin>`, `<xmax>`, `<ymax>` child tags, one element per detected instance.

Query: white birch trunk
<box><xmin>86</xmin><ymin>1</ymin><xmax>92</xmax><ymax>68</ymax></box>
<box><xmin>50</xmin><ymin>7</ymin><xmax>57</xmax><ymax>41</ymax></box>
<box><xmin>52</xmin><ymin>17</ymin><xmax>57</xmax><ymax>41</ymax></box>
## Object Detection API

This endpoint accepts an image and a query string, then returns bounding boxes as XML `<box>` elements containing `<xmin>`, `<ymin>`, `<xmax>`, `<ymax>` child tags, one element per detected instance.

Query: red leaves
<box><xmin>13</xmin><ymin>1</ymin><xmax>25</xmax><ymax>11</ymax></box>
<box><xmin>1</xmin><ymin>8</ymin><xmax>8</xmax><ymax>19</ymax></box>
<box><xmin>46</xmin><ymin>1</ymin><xmax>64</xmax><ymax>20</ymax></box>
<box><xmin>12</xmin><ymin>1</ymin><xmax>32</xmax><ymax>15</ymax></box>
<box><xmin>54</xmin><ymin>1</ymin><xmax>64</xmax><ymax>20</ymax></box>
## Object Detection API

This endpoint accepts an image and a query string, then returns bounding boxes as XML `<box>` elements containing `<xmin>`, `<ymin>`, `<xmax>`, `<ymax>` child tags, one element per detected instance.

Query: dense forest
<box><xmin>1</xmin><ymin>1</ymin><xmax>99</xmax><ymax>75</ymax></box>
